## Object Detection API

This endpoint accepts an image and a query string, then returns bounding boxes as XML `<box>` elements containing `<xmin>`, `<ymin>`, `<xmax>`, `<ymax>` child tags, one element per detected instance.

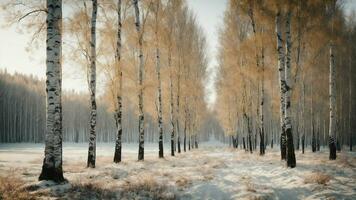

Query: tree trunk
<box><xmin>153</xmin><ymin>1</ymin><xmax>163</xmax><ymax>158</ymax></box>
<box><xmin>244</xmin><ymin>113</ymin><xmax>253</xmax><ymax>154</ymax></box>
<box><xmin>312</xmin><ymin>121</ymin><xmax>316</xmax><ymax>152</ymax></box>
<box><xmin>87</xmin><ymin>0</ymin><xmax>98</xmax><ymax>168</ymax></box>
<box><xmin>188</xmin><ymin>133</ymin><xmax>191</xmax><ymax>150</ymax></box>
<box><xmin>169</xmin><ymin>52</ymin><xmax>175</xmax><ymax>156</ymax></box>
<box><xmin>39</xmin><ymin>0</ymin><xmax>65</xmax><ymax>182</ymax></box>
<box><xmin>176</xmin><ymin>69</ymin><xmax>181</xmax><ymax>154</ymax></box>
<box><xmin>329</xmin><ymin>41</ymin><xmax>337</xmax><ymax>159</ymax></box>
<box><xmin>249</xmin><ymin>5</ymin><xmax>265</xmax><ymax>156</ymax></box>
<box><xmin>284</xmin><ymin>9</ymin><xmax>296</xmax><ymax>168</ymax></box>
<box><xmin>134</xmin><ymin>0</ymin><xmax>145</xmax><ymax>161</ymax></box>
<box><xmin>259</xmin><ymin>40</ymin><xmax>265</xmax><ymax>156</ymax></box>
<box><xmin>243</xmin><ymin>137</ymin><xmax>246</xmax><ymax>150</ymax></box>
<box><xmin>156</xmin><ymin>48</ymin><xmax>164</xmax><ymax>158</ymax></box>
<box><xmin>114</xmin><ymin>0</ymin><xmax>123</xmax><ymax>163</ymax></box>
<box><xmin>349</xmin><ymin>41</ymin><xmax>352</xmax><ymax>152</ymax></box>
<box><xmin>302</xmin><ymin>76</ymin><xmax>305</xmax><ymax>154</ymax></box>
<box><xmin>184</xmin><ymin>109</ymin><xmax>187</xmax><ymax>152</ymax></box>
<box><xmin>302</xmin><ymin>134</ymin><xmax>305</xmax><ymax>154</ymax></box>
<box><xmin>276</xmin><ymin>11</ymin><xmax>286</xmax><ymax>160</ymax></box>
<box><xmin>329</xmin><ymin>0</ymin><xmax>337</xmax><ymax>159</ymax></box>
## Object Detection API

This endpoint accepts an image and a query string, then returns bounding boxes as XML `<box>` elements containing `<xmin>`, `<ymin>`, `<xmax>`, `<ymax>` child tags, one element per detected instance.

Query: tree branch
<box><xmin>18</xmin><ymin>9</ymin><xmax>47</xmax><ymax>22</ymax></box>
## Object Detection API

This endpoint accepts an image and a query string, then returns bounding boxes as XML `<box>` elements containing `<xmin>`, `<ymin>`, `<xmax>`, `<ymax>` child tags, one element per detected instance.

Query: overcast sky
<box><xmin>0</xmin><ymin>0</ymin><xmax>355</xmax><ymax>106</ymax></box>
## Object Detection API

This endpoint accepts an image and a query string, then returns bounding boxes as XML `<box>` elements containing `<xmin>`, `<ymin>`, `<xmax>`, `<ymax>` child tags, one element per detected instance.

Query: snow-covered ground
<box><xmin>0</xmin><ymin>142</ymin><xmax>355</xmax><ymax>199</ymax></box>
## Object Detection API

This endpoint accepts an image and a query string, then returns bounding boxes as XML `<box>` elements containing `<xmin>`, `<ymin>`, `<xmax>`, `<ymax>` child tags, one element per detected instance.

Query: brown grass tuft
<box><xmin>246</xmin><ymin>182</ymin><xmax>257</xmax><ymax>193</ymax></box>
<box><xmin>64</xmin><ymin>181</ymin><xmax>116</xmax><ymax>199</ymax></box>
<box><xmin>304</xmin><ymin>172</ymin><xmax>332</xmax><ymax>185</ymax></box>
<box><xmin>0</xmin><ymin>174</ymin><xmax>36</xmax><ymax>200</ymax></box>
<box><xmin>337</xmin><ymin>154</ymin><xmax>355</xmax><ymax>168</ymax></box>
<box><xmin>175</xmin><ymin>177</ymin><xmax>191</xmax><ymax>187</ymax></box>
<box><xmin>121</xmin><ymin>176</ymin><xmax>176</xmax><ymax>199</ymax></box>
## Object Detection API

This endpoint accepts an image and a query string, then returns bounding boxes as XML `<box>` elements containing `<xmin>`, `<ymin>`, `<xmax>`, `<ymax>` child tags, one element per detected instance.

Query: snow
<box><xmin>0</xmin><ymin>142</ymin><xmax>355</xmax><ymax>199</ymax></box>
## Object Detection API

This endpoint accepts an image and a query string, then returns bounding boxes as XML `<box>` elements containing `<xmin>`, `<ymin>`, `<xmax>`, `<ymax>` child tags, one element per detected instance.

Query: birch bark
<box><xmin>329</xmin><ymin>0</ymin><xmax>337</xmax><ymax>160</ymax></box>
<box><xmin>276</xmin><ymin>11</ymin><xmax>286</xmax><ymax>160</ymax></box>
<box><xmin>114</xmin><ymin>0</ymin><xmax>123</xmax><ymax>163</ymax></box>
<box><xmin>39</xmin><ymin>0</ymin><xmax>65</xmax><ymax>182</ymax></box>
<box><xmin>329</xmin><ymin>36</ymin><xmax>337</xmax><ymax>159</ymax></box>
<box><xmin>134</xmin><ymin>0</ymin><xmax>145</xmax><ymax>161</ymax></box>
<box><xmin>154</xmin><ymin>1</ymin><xmax>164</xmax><ymax>158</ymax></box>
<box><xmin>284</xmin><ymin>8</ymin><xmax>296</xmax><ymax>167</ymax></box>
<box><xmin>169</xmin><ymin>48</ymin><xmax>175</xmax><ymax>156</ymax></box>
<box><xmin>87</xmin><ymin>0</ymin><xmax>98</xmax><ymax>168</ymax></box>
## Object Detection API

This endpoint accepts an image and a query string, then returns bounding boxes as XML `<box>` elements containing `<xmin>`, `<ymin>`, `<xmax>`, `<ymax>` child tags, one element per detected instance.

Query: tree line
<box><xmin>217</xmin><ymin>0</ymin><xmax>356</xmax><ymax>167</ymax></box>
<box><xmin>0</xmin><ymin>70</ymin><xmax>204</xmax><ymax>144</ymax></box>
<box><xmin>1</xmin><ymin>0</ymin><xmax>208</xmax><ymax>182</ymax></box>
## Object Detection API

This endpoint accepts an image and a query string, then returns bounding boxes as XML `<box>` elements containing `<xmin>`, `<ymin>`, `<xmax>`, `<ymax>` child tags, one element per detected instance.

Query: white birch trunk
<box><xmin>329</xmin><ymin>39</ymin><xmax>337</xmax><ymax>159</ymax></box>
<box><xmin>154</xmin><ymin>1</ymin><xmax>163</xmax><ymax>158</ymax></box>
<box><xmin>134</xmin><ymin>0</ymin><xmax>145</xmax><ymax>161</ymax></box>
<box><xmin>284</xmin><ymin>9</ymin><xmax>296</xmax><ymax>167</ymax></box>
<box><xmin>259</xmin><ymin>45</ymin><xmax>265</xmax><ymax>155</ymax></box>
<box><xmin>39</xmin><ymin>0</ymin><xmax>65</xmax><ymax>182</ymax></box>
<box><xmin>169</xmin><ymin>49</ymin><xmax>175</xmax><ymax>156</ymax></box>
<box><xmin>176</xmin><ymin>65</ymin><xmax>181</xmax><ymax>153</ymax></box>
<box><xmin>156</xmin><ymin>46</ymin><xmax>163</xmax><ymax>158</ymax></box>
<box><xmin>329</xmin><ymin>0</ymin><xmax>337</xmax><ymax>159</ymax></box>
<box><xmin>275</xmin><ymin>11</ymin><xmax>286</xmax><ymax>160</ymax></box>
<box><xmin>87</xmin><ymin>0</ymin><xmax>98</xmax><ymax>168</ymax></box>
<box><xmin>114</xmin><ymin>0</ymin><xmax>123</xmax><ymax>163</ymax></box>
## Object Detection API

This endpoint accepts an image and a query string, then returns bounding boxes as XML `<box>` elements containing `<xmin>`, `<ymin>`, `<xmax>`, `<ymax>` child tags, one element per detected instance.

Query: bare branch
<box><xmin>18</xmin><ymin>9</ymin><xmax>47</xmax><ymax>22</ymax></box>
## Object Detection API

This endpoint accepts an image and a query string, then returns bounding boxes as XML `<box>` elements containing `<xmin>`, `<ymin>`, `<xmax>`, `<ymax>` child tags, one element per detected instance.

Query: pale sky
<box><xmin>0</xmin><ymin>0</ymin><xmax>355</xmax><ymax>107</ymax></box>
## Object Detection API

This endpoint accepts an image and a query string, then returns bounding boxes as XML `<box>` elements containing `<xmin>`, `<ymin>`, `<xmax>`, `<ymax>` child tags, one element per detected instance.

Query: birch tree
<box><xmin>275</xmin><ymin>10</ymin><xmax>287</xmax><ymax>160</ymax></box>
<box><xmin>246</xmin><ymin>0</ymin><xmax>265</xmax><ymax>155</ymax></box>
<box><xmin>133</xmin><ymin>0</ymin><xmax>145</xmax><ymax>161</ymax></box>
<box><xmin>87</xmin><ymin>0</ymin><xmax>98</xmax><ymax>168</ymax></box>
<box><xmin>39</xmin><ymin>0</ymin><xmax>65</xmax><ymax>182</ymax></box>
<box><xmin>153</xmin><ymin>0</ymin><xmax>164</xmax><ymax>158</ymax></box>
<box><xmin>284</xmin><ymin>5</ymin><xmax>296</xmax><ymax>167</ymax></box>
<box><xmin>113</xmin><ymin>0</ymin><xmax>123</xmax><ymax>163</ymax></box>
<box><xmin>328</xmin><ymin>0</ymin><xmax>337</xmax><ymax>160</ymax></box>
<box><xmin>166</xmin><ymin>0</ymin><xmax>176</xmax><ymax>156</ymax></box>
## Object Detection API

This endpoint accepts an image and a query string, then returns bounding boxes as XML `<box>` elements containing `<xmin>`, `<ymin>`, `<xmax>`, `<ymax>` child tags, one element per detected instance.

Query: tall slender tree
<box><xmin>87</xmin><ymin>0</ymin><xmax>98</xmax><ymax>168</ymax></box>
<box><xmin>153</xmin><ymin>0</ymin><xmax>164</xmax><ymax>158</ymax></box>
<box><xmin>284</xmin><ymin>5</ymin><xmax>296</xmax><ymax>167</ymax></box>
<box><xmin>328</xmin><ymin>0</ymin><xmax>337</xmax><ymax>160</ymax></box>
<box><xmin>39</xmin><ymin>0</ymin><xmax>65</xmax><ymax>182</ymax></box>
<box><xmin>114</xmin><ymin>0</ymin><xmax>123</xmax><ymax>163</ymax></box>
<box><xmin>167</xmin><ymin>1</ymin><xmax>175</xmax><ymax>157</ymax></box>
<box><xmin>134</xmin><ymin>0</ymin><xmax>145</xmax><ymax>161</ymax></box>
<box><xmin>275</xmin><ymin>9</ymin><xmax>286</xmax><ymax>160</ymax></box>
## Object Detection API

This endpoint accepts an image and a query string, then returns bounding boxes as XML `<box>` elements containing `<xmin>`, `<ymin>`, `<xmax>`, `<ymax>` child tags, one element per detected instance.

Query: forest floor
<box><xmin>0</xmin><ymin>142</ymin><xmax>355</xmax><ymax>200</ymax></box>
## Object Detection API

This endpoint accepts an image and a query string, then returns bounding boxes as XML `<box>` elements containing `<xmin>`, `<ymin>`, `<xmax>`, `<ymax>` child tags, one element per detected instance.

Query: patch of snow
<box><xmin>0</xmin><ymin>143</ymin><xmax>355</xmax><ymax>199</ymax></box>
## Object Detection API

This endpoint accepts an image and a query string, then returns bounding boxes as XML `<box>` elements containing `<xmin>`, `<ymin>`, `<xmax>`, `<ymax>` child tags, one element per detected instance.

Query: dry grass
<box><xmin>246</xmin><ymin>182</ymin><xmax>257</xmax><ymax>193</ymax></box>
<box><xmin>203</xmin><ymin>174</ymin><xmax>214</xmax><ymax>181</ymax></box>
<box><xmin>62</xmin><ymin>181</ymin><xmax>117</xmax><ymax>200</ymax></box>
<box><xmin>175</xmin><ymin>176</ymin><xmax>191</xmax><ymax>187</ymax></box>
<box><xmin>121</xmin><ymin>176</ymin><xmax>176</xmax><ymax>200</ymax></box>
<box><xmin>336</xmin><ymin>154</ymin><xmax>355</xmax><ymax>168</ymax></box>
<box><xmin>0</xmin><ymin>174</ymin><xmax>36</xmax><ymax>200</ymax></box>
<box><xmin>304</xmin><ymin>172</ymin><xmax>332</xmax><ymax>185</ymax></box>
<box><xmin>210</xmin><ymin>160</ymin><xmax>227</xmax><ymax>169</ymax></box>
<box><xmin>63</xmin><ymin>161</ymin><xmax>86</xmax><ymax>173</ymax></box>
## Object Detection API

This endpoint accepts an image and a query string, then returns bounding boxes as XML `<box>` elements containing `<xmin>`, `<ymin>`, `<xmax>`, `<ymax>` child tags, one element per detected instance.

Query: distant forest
<box><xmin>0</xmin><ymin>71</ymin><xmax>222</xmax><ymax>143</ymax></box>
